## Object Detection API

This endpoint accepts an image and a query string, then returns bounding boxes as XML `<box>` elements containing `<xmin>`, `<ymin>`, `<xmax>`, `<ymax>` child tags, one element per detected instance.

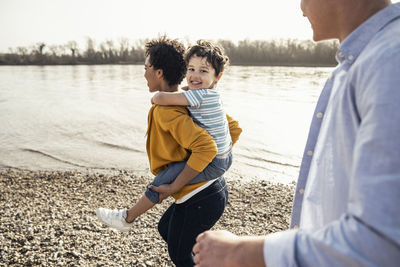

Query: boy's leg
<box><xmin>125</xmin><ymin>194</ymin><xmax>155</xmax><ymax>223</ymax></box>
<box><xmin>145</xmin><ymin>161</ymin><xmax>187</xmax><ymax>203</ymax></box>
<box><xmin>96</xmin><ymin>162</ymin><xmax>187</xmax><ymax>231</ymax></box>
<box><xmin>125</xmin><ymin>161</ymin><xmax>186</xmax><ymax>222</ymax></box>
<box><xmin>188</xmin><ymin>152</ymin><xmax>233</xmax><ymax>184</ymax></box>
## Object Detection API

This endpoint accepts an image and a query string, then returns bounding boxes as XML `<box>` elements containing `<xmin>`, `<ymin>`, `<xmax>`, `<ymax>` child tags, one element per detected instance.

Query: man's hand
<box><xmin>193</xmin><ymin>230</ymin><xmax>239</xmax><ymax>267</ymax></box>
<box><xmin>147</xmin><ymin>184</ymin><xmax>175</xmax><ymax>203</ymax></box>
<box><xmin>193</xmin><ymin>230</ymin><xmax>266</xmax><ymax>267</ymax></box>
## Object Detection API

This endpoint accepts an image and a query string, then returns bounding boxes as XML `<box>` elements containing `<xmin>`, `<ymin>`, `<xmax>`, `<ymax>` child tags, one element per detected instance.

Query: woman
<box><xmin>143</xmin><ymin>36</ymin><xmax>241</xmax><ymax>266</ymax></box>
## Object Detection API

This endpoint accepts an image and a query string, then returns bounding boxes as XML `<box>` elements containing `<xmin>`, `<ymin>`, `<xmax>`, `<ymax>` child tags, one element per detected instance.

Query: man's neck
<box><xmin>338</xmin><ymin>0</ymin><xmax>391</xmax><ymax>42</ymax></box>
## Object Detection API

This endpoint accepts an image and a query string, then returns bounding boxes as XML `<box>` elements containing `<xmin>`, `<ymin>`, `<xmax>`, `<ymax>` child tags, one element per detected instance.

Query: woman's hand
<box><xmin>148</xmin><ymin>164</ymin><xmax>200</xmax><ymax>203</ymax></box>
<box><xmin>147</xmin><ymin>184</ymin><xmax>175</xmax><ymax>203</ymax></box>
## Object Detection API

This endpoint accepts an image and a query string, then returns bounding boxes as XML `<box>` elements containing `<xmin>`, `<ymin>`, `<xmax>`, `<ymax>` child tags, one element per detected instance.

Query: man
<box><xmin>193</xmin><ymin>0</ymin><xmax>400</xmax><ymax>266</ymax></box>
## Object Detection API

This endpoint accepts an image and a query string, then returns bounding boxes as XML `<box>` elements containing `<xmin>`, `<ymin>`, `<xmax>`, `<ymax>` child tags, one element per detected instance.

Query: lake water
<box><xmin>0</xmin><ymin>65</ymin><xmax>334</xmax><ymax>184</ymax></box>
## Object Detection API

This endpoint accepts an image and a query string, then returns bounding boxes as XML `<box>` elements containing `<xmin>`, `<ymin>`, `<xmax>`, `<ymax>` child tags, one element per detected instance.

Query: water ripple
<box><xmin>96</xmin><ymin>141</ymin><xmax>144</xmax><ymax>153</ymax></box>
<box><xmin>22</xmin><ymin>148</ymin><xmax>87</xmax><ymax>168</ymax></box>
<box><xmin>237</xmin><ymin>153</ymin><xmax>299</xmax><ymax>168</ymax></box>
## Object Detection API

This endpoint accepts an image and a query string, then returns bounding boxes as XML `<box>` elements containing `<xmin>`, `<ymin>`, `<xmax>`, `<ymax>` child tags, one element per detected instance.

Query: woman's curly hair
<box><xmin>184</xmin><ymin>40</ymin><xmax>230</xmax><ymax>76</ymax></box>
<box><xmin>145</xmin><ymin>36</ymin><xmax>187</xmax><ymax>86</ymax></box>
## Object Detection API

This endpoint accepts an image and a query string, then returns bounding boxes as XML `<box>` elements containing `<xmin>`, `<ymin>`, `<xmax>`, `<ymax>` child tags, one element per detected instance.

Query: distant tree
<box><xmin>66</xmin><ymin>41</ymin><xmax>79</xmax><ymax>58</ymax></box>
<box><xmin>119</xmin><ymin>38</ymin><xmax>130</xmax><ymax>62</ymax></box>
<box><xmin>0</xmin><ymin>38</ymin><xmax>338</xmax><ymax>66</ymax></box>
<box><xmin>35</xmin><ymin>42</ymin><xmax>46</xmax><ymax>55</ymax></box>
<box><xmin>85</xmin><ymin>37</ymin><xmax>96</xmax><ymax>63</ymax></box>
<box><xmin>105</xmin><ymin>39</ymin><xmax>115</xmax><ymax>62</ymax></box>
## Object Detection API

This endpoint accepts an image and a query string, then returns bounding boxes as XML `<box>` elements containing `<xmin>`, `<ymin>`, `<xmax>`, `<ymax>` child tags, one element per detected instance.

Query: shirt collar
<box><xmin>336</xmin><ymin>3</ymin><xmax>400</xmax><ymax>64</ymax></box>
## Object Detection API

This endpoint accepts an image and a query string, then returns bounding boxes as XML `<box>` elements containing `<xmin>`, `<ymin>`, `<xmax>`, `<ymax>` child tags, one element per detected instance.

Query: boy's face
<box><xmin>144</xmin><ymin>56</ymin><xmax>160</xmax><ymax>92</ymax></box>
<box><xmin>186</xmin><ymin>56</ymin><xmax>220</xmax><ymax>90</ymax></box>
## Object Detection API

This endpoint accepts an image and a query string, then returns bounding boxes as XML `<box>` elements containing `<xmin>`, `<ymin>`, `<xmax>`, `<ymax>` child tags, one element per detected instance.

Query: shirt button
<box><xmin>293</xmin><ymin>225</ymin><xmax>299</xmax><ymax>229</ymax></box>
<box><xmin>338</xmin><ymin>52</ymin><xmax>344</xmax><ymax>58</ymax></box>
<box><xmin>348</xmin><ymin>55</ymin><xmax>354</xmax><ymax>60</ymax></box>
<box><xmin>299</xmin><ymin>188</ymin><xmax>305</xmax><ymax>194</ymax></box>
<box><xmin>307</xmin><ymin>150</ymin><xmax>313</xmax><ymax>156</ymax></box>
<box><xmin>316</xmin><ymin>112</ymin><xmax>323</xmax><ymax>119</ymax></box>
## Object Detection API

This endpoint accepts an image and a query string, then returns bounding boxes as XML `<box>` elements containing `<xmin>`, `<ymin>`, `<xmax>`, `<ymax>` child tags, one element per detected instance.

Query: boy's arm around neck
<box><xmin>152</xmin><ymin>91</ymin><xmax>189</xmax><ymax>106</ymax></box>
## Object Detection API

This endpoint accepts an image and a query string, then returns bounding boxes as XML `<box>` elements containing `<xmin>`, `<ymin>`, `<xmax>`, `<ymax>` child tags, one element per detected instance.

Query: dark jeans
<box><xmin>158</xmin><ymin>177</ymin><xmax>228</xmax><ymax>267</ymax></box>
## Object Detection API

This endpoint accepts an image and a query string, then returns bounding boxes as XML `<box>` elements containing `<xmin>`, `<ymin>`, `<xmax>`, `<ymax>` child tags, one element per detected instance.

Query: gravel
<box><xmin>0</xmin><ymin>168</ymin><xmax>294</xmax><ymax>266</ymax></box>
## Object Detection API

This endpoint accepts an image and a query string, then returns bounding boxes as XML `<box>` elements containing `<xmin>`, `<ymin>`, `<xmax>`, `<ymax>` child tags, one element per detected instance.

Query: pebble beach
<box><xmin>0</xmin><ymin>168</ymin><xmax>294</xmax><ymax>266</ymax></box>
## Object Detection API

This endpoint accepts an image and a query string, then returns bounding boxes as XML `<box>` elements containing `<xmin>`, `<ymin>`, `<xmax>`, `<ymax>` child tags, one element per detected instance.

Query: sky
<box><xmin>0</xmin><ymin>0</ymin><xmax>313</xmax><ymax>52</ymax></box>
<box><xmin>1</xmin><ymin>0</ymin><xmax>399</xmax><ymax>53</ymax></box>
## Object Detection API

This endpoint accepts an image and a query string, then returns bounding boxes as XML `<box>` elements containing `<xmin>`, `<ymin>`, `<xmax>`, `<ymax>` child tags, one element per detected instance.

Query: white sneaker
<box><xmin>96</xmin><ymin>208</ymin><xmax>133</xmax><ymax>232</ymax></box>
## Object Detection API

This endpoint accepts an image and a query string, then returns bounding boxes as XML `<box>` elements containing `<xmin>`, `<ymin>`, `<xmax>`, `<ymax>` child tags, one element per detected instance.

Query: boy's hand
<box><xmin>148</xmin><ymin>184</ymin><xmax>175</xmax><ymax>203</ymax></box>
<box><xmin>151</xmin><ymin>93</ymin><xmax>160</xmax><ymax>105</ymax></box>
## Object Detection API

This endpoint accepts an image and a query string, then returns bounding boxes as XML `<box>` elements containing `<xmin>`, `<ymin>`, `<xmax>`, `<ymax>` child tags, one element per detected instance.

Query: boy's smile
<box><xmin>186</xmin><ymin>56</ymin><xmax>220</xmax><ymax>90</ymax></box>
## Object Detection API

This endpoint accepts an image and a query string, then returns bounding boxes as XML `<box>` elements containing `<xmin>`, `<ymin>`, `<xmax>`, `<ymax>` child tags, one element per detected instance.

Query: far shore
<box><xmin>0</xmin><ymin>168</ymin><xmax>295</xmax><ymax>266</ymax></box>
<box><xmin>0</xmin><ymin>62</ymin><xmax>337</xmax><ymax>68</ymax></box>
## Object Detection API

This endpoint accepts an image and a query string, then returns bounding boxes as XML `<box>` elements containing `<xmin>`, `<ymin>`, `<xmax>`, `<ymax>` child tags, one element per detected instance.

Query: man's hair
<box><xmin>184</xmin><ymin>40</ymin><xmax>230</xmax><ymax>76</ymax></box>
<box><xmin>145</xmin><ymin>36</ymin><xmax>187</xmax><ymax>86</ymax></box>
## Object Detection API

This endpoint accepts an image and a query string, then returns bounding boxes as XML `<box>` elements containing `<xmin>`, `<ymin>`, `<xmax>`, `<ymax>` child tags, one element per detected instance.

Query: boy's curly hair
<box><xmin>184</xmin><ymin>40</ymin><xmax>230</xmax><ymax>76</ymax></box>
<box><xmin>145</xmin><ymin>36</ymin><xmax>187</xmax><ymax>86</ymax></box>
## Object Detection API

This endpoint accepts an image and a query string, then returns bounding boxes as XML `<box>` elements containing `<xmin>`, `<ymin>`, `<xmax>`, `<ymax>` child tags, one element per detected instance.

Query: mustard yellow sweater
<box><xmin>146</xmin><ymin>105</ymin><xmax>242</xmax><ymax>200</ymax></box>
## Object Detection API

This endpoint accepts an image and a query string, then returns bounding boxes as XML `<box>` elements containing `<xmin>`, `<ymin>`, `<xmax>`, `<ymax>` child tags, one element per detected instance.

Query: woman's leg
<box><xmin>158</xmin><ymin>202</ymin><xmax>175</xmax><ymax>242</ymax></box>
<box><xmin>158</xmin><ymin>177</ymin><xmax>229</xmax><ymax>267</ymax></box>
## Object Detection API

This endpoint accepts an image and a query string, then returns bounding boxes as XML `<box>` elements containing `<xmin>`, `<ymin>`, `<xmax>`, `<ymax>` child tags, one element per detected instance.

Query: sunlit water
<box><xmin>0</xmin><ymin>65</ymin><xmax>334</xmax><ymax>184</ymax></box>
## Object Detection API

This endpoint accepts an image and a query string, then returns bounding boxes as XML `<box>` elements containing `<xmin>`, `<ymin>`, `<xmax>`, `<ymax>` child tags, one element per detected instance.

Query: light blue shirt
<box><xmin>264</xmin><ymin>3</ymin><xmax>400</xmax><ymax>266</ymax></box>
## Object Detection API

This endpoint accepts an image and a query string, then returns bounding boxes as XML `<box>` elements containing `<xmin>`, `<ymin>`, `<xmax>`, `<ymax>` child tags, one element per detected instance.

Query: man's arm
<box><xmin>152</xmin><ymin>91</ymin><xmax>189</xmax><ymax>106</ymax></box>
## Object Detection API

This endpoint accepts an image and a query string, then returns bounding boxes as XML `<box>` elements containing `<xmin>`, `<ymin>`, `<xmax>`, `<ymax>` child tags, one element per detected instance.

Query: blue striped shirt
<box><xmin>183</xmin><ymin>89</ymin><xmax>231</xmax><ymax>155</ymax></box>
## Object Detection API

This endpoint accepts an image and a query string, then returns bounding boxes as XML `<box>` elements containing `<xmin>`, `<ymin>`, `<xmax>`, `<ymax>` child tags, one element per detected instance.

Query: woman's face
<box><xmin>144</xmin><ymin>56</ymin><xmax>160</xmax><ymax>92</ymax></box>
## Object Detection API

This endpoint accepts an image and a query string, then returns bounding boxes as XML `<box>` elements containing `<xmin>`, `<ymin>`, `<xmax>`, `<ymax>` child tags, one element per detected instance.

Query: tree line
<box><xmin>0</xmin><ymin>38</ymin><xmax>339</xmax><ymax>67</ymax></box>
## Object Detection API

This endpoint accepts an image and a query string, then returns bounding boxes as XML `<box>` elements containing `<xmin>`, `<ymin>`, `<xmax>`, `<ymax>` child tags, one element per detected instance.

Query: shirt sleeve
<box><xmin>226</xmin><ymin>113</ymin><xmax>242</xmax><ymax>146</ymax></box>
<box><xmin>263</xmin><ymin>230</ymin><xmax>297</xmax><ymax>267</ymax></box>
<box><xmin>183</xmin><ymin>89</ymin><xmax>206</xmax><ymax>108</ymax></box>
<box><xmin>265</xmin><ymin>215</ymin><xmax>400</xmax><ymax>267</ymax></box>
